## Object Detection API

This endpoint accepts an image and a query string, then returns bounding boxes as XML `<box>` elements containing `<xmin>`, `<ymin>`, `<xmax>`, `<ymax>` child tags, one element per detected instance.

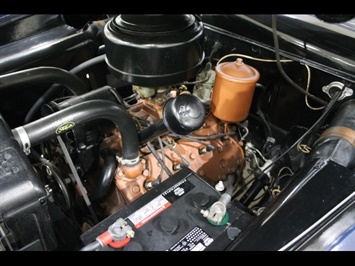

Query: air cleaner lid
<box><xmin>112</xmin><ymin>14</ymin><xmax>196</xmax><ymax>36</ymax></box>
<box><xmin>104</xmin><ymin>14</ymin><xmax>205</xmax><ymax>87</ymax></box>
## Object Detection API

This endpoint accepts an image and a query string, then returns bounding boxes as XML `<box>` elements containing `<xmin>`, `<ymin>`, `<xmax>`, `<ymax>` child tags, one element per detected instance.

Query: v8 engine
<box><xmin>0</xmin><ymin>14</ymin><xmax>354</xmax><ymax>251</ymax></box>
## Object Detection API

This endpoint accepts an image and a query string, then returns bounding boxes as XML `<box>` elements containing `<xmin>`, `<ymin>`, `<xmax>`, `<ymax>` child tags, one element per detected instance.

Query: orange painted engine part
<box><xmin>112</xmin><ymin>113</ymin><xmax>245</xmax><ymax>204</ymax></box>
<box><xmin>211</xmin><ymin>58</ymin><xmax>260</xmax><ymax>123</ymax></box>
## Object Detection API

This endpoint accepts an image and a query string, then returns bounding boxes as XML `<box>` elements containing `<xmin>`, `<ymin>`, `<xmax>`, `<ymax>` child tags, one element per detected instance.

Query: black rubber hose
<box><xmin>24</xmin><ymin>55</ymin><xmax>106</xmax><ymax>124</ymax></box>
<box><xmin>240</xmin><ymin>171</ymin><xmax>270</xmax><ymax>207</ymax></box>
<box><xmin>24</xmin><ymin>84</ymin><xmax>62</xmax><ymax>124</ymax></box>
<box><xmin>69</xmin><ymin>54</ymin><xmax>105</xmax><ymax>75</ymax></box>
<box><xmin>138</xmin><ymin>119</ymin><xmax>167</xmax><ymax>145</ymax></box>
<box><xmin>48</xmin><ymin>85</ymin><xmax>119</xmax><ymax>111</ymax></box>
<box><xmin>0</xmin><ymin>66</ymin><xmax>87</xmax><ymax>95</ymax></box>
<box><xmin>90</xmin><ymin>149</ymin><xmax>117</xmax><ymax>203</ymax></box>
<box><xmin>12</xmin><ymin>99</ymin><xmax>139</xmax><ymax>163</ymax></box>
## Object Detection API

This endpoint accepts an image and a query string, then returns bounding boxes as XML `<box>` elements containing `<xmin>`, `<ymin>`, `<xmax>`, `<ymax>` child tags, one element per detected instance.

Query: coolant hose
<box><xmin>24</xmin><ymin>56</ymin><xmax>107</xmax><ymax>124</ymax></box>
<box><xmin>311</xmin><ymin>99</ymin><xmax>355</xmax><ymax>169</ymax></box>
<box><xmin>12</xmin><ymin>99</ymin><xmax>140</xmax><ymax>164</ymax></box>
<box><xmin>43</xmin><ymin>85</ymin><xmax>121</xmax><ymax>114</ymax></box>
<box><xmin>90</xmin><ymin>149</ymin><xmax>117</xmax><ymax>203</ymax></box>
<box><xmin>138</xmin><ymin>119</ymin><xmax>167</xmax><ymax>145</ymax></box>
<box><xmin>0</xmin><ymin>66</ymin><xmax>87</xmax><ymax>95</ymax></box>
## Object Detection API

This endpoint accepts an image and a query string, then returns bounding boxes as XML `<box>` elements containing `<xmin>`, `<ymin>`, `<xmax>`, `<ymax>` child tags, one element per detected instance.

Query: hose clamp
<box><xmin>14</xmin><ymin>127</ymin><xmax>31</xmax><ymax>155</ymax></box>
<box><xmin>119</xmin><ymin>156</ymin><xmax>140</xmax><ymax>166</ymax></box>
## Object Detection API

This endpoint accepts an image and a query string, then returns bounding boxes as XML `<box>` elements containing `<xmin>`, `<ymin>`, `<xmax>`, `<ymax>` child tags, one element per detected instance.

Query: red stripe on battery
<box><xmin>135</xmin><ymin>201</ymin><xmax>172</xmax><ymax>229</ymax></box>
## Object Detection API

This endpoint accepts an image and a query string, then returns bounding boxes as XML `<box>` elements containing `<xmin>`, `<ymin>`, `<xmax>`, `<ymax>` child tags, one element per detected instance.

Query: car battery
<box><xmin>80</xmin><ymin>167</ymin><xmax>252</xmax><ymax>251</ymax></box>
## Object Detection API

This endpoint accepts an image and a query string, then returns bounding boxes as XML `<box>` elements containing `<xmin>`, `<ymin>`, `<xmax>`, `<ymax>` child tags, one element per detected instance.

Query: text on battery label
<box><xmin>127</xmin><ymin>195</ymin><xmax>172</xmax><ymax>229</ymax></box>
<box><xmin>168</xmin><ymin>226</ymin><xmax>214</xmax><ymax>251</ymax></box>
<box><xmin>162</xmin><ymin>178</ymin><xmax>195</xmax><ymax>203</ymax></box>
<box><xmin>162</xmin><ymin>178</ymin><xmax>188</xmax><ymax>196</ymax></box>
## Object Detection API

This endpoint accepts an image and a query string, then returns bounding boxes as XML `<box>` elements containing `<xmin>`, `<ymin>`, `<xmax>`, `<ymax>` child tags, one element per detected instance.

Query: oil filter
<box><xmin>211</xmin><ymin>58</ymin><xmax>259</xmax><ymax>123</ymax></box>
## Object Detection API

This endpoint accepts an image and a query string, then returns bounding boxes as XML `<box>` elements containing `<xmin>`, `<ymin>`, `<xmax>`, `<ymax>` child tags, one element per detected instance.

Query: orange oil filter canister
<box><xmin>210</xmin><ymin>58</ymin><xmax>260</xmax><ymax>123</ymax></box>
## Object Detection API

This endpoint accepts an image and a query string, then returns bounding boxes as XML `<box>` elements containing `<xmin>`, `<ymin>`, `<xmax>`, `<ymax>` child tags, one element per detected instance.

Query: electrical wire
<box><xmin>235</xmin><ymin>122</ymin><xmax>249</xmax><ymax>141</ymax></box>
<box><xmin>277</xmin><ymin>166</ymin><xmax>294</xmax><ymax>176</ymax></box>
<box><xmin>165</xmin><ymin>130</ymin><xmax>237</xmax><ymax>141</ymax></box>
<box><xmin>217</xmin><ymin>53</ymin><xmax>293</xmax><ymax>65</ymax></box>
<box><xmin>182</xmin><ymin>72</ymin><xmax>211</xmax><ymax>85</ymax></box>
<box><xmin>216</xmin><ymin>53</ymin><xmax>326</xmax><ymax>111</ymax></box>
<box><xmin>233</xmin><ymin>86</ymin><xmax>344</xmax><ymax>201</ymax></box>
<box><xmin>168</xmin><ymin>133</ymin><xmax>215</xmax><ymax>151</ymax></box>
<box><xmin>154</xmin><ymin>137</ymin><xmax>165</xmax><ymax>185</ymax></box>
<box><xmin>303</xmin><ymin>64</ymin><xmax>325</xmax><ymax>110</ymax></box>
<box><xmin>146</xmin><ymin>141</ymin><xmax>173</xmax><ymax>178</ymax></box>
<box><xmin>123</xmin><ymin>93</ymin><xmax>138</xmax><ymax>102</ymax></box>
<box><xmin>271</xmin><ymin>14</ymin><xmax>328</xmax><ymax>106</ymax></box>
<box><xmin>297</xmin><ymin>143</ymin><xmax>312</xmax><ymax>153</ymax></box>
<box><xmin>270</xmin><ymin>167</ymin><xmax>294</xmax><ymax>190</ymax></box>
<box><xmin>161</xmin><ymin>138</ymin><xmax>190</xmax><ymax>167</ymax></box>
<box><xmin>216</xmin><ymin>16</ymin><xmax>329</xmax><ymax>109</ymax></box>
<box><xmin>243</xmin><ymin>86</ymin><xmax>343</xmax><ymax>187</ymax></box>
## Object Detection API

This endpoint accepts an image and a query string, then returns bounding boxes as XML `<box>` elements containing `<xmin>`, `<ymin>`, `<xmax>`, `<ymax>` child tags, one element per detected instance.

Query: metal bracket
<box><xmin>322</xmin><ymin>81</ymin><xmax>353</xmax><ymax>101</ymax></box>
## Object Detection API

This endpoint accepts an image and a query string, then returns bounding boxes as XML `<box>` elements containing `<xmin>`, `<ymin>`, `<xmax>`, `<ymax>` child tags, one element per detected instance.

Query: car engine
<box><xmin>0</xmin><ymin>14</ymin><xmax>354</xmax><ymax>251</ymax></box>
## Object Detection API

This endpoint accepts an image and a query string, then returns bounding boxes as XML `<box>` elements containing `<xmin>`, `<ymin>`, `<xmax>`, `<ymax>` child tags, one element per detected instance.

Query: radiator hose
<box><xmin>0</xmin><ymin>66</ymin><xmax>87</xmax><ymax>95</ymax></box>
<box><xmin>12</xmin><ymin>99</ymin><xmax>140</xmax><ymax>165</ymax></box>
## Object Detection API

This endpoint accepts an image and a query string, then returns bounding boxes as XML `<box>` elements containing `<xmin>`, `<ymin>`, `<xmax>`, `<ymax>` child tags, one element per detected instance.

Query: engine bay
<box><xmin>0</xmin><ymin>14</ymin><xmax>354</xmax><ymax>251</ymax></box>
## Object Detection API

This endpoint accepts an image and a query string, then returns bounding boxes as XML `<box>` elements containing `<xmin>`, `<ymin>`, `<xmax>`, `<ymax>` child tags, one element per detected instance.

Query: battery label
<box><xmin>128</xmin><ymin>195</ymin><xmax>171</xmax><ymax>229</ymax></box>
<box><xmin>127</xmin><ymin>178</ymin><xmax>195</xmax><ymax>229</ymax></box>
<box><xmin>168</xmin><ymin>226</ymin><xmax>214</xmax><ymax>251</ymax></box>
<box><xmin>162</xmin><ymin>177</ymin><xmax>195</xmax><ymax>202</ymax></box>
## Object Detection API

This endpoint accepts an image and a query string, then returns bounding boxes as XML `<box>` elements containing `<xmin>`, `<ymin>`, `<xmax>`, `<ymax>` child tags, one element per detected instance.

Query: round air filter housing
<box><xmin>103</xmin><ymin>14</ymin><xmax>205</xmax><ymax>87</ymax></box>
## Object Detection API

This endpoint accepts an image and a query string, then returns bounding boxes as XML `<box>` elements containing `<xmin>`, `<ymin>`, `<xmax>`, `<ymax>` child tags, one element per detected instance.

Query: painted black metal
<box><xmin>0</xmin><ymin>114</ymin><xmax>57</xmax><ymax>251</ymax></box>
<box><xmin>103</xmin><ymin>14</ymin><xmax>205</xmax><ymax>86</ymax></box>
<box><xmin>201</xmin><ymin>15</ymin><xmax>355</xmax><ymax>83</ymax></box>
<box><xmin>225</xmin><ymin>158</ymin><xmax>355</xmax><ymax>251</ymax></box>
<box><xmin>0</xmin><ymin>15</ymin><xmax>101</xmax><ymax>74</ymax></box>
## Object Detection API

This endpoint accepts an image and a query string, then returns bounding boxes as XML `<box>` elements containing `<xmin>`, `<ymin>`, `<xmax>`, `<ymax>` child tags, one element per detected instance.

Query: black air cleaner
<box><xmin>103</xmin><ymin>14</ymin><xmax>205</xmax><ymax>87</ymax></box>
